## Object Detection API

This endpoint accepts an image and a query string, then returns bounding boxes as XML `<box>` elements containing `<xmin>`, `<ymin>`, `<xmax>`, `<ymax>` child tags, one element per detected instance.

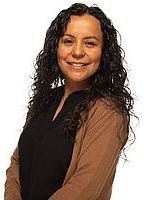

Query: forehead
<box><xmin>64</xmin><ymin>14</ymin><xmax>103</xmax><ymax>39</ymax></box>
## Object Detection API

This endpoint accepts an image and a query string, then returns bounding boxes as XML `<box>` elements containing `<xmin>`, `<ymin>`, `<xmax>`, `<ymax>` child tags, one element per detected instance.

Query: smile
<box><xmin>67</xmin><ymin>62</ymin><xmax>89</xmax><ymax>68</ymax></box>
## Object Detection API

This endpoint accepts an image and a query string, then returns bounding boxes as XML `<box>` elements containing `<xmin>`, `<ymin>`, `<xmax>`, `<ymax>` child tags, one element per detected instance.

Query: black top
<box><xmin>18</xmin><ymin>85</ymin><xmax>86</xmax><ymax>200</ymax></box>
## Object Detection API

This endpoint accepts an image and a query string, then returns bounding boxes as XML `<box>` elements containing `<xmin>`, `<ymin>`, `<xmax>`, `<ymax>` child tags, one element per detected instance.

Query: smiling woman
<box><xmin>57</xmin><ymin>14</ymin><xmax>103</xmax><ymax>92</ymax></box>
<box><xmin>4</xmin><ymin>3</ymin><xmax>135</xmax><ymax>200</ymax></box>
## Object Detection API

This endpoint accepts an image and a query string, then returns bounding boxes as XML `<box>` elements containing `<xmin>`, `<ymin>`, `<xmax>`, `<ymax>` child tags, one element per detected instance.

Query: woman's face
<box><xmin>57</xmin><ymin>14</ymin><xmax>103</xmax><ymax>86</ymax></box>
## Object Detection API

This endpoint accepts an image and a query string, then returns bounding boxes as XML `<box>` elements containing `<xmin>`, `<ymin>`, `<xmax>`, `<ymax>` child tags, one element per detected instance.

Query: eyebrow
<box><xmin>63</xmin><ymin>34</ymin><xmax>100</xmax><ymax>41</ymax></box>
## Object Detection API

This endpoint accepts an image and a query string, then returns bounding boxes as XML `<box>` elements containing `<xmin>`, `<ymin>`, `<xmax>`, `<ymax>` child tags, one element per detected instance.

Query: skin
<box><xmin>57</xmin><ymin>14</ymin><xmax>103</xmax><ymax>99</ymax></box>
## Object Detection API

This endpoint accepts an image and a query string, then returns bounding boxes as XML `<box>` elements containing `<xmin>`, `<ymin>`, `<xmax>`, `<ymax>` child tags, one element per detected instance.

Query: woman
<box><xmin>4</xmin><ymin>3</ymin><xmax>135</xmax><ymax>200</ymax></box>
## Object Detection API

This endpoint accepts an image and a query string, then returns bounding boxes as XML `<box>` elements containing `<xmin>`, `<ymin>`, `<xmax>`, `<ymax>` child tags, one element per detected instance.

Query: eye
<box><xmin>85</xmin><ymin>41</ymin><xmax>97</xmax><ymax>47</ymax></box>
<box><xmin>62</xmin><ymin>38</ymin><xmax>74</xmax><ymax>46</ymax></box>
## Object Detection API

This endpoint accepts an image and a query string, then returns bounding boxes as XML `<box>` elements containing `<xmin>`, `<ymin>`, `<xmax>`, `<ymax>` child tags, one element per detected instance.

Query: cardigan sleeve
<box><xmin>4</xmin><ymin>147</ymin><xmax>22</xmax><ymax>200</ymax></box>
<box><xmin>49</xmin><ymin>101</ymin><xmax>128</xmax><ymax>200</ymax></box>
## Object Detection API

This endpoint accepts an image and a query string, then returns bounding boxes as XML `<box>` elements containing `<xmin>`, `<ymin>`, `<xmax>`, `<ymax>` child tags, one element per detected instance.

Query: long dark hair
<box><xmin>24</xmin><ymin>3</ymin><xmax>136</xmax><ymax>160</ymax></box>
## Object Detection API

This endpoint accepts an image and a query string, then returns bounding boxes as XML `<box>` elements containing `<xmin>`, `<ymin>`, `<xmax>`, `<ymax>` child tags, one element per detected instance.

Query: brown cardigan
<box><xmin>4</xmin><ymin>99</ymin><xmax>128</xmax><ymax>200</ymax></box>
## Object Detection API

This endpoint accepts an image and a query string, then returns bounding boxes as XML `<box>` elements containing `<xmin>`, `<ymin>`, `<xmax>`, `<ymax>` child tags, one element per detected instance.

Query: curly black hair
<box><xmin>24</xmin><ymin>3</ymin><xmax>136</xmax><ymax>160</ymax></box>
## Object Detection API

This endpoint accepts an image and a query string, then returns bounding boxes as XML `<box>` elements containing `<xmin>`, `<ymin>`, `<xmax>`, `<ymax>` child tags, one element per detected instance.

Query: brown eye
<box><xmin>85</xmin><ymin>40</ymin><xmax>97</xmax><ymax>47</ymax></box>
<box><xmin>62</xmin><ymin>38</ymin><xmax>74</xmax><ymax>45</ymax></box>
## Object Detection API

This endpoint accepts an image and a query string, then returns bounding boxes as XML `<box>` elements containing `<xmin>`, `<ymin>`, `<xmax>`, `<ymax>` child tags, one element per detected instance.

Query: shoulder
<box><xmin>86</xmin><ymin>98</ymin><xmax>128</xmax><ymax>130</ymax></box>
<box><xmin>77</xmin><ymin>98</ymin><xmax>129</xmax><ymax>153</ymax></box>
<box><xmin>89</xmin><ymin>98</ymin><xmax>125</xmax><ymax>119</ymax></box>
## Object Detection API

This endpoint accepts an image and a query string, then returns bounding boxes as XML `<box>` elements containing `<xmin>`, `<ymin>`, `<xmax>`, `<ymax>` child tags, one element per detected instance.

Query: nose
<box><xmin>71</xmin><ymin>42</ymin><xmax>85</xmax><ymax>58</ymax></box>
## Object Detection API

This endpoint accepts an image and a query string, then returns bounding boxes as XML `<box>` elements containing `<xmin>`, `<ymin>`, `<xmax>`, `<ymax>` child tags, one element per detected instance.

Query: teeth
<box><xmin>71</xmin><ymin>63</ymin><xmax>85</xmax><ymax>67</ymax></box>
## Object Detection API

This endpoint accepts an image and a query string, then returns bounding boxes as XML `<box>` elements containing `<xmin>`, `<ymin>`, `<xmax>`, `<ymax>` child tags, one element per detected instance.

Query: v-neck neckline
<box><xmin>48</xmin><ymin>85</ymin><xmax>86</xmax><ymax>126</ymax></box>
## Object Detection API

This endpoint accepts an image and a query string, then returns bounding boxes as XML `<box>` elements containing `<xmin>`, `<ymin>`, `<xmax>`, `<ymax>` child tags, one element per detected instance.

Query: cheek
<box><xmin>57</xmin><ymin>48</ymin><xmax>69</xmax><ymax>71</ymax></box>
<box><xmin>57</xmin><ymin>50</ymin><xmax>66</xmax><ymax>67</ymax></box>
<box><xmin>57</xmin><ymin>48</ymin><xmax>63</xmax><ymax>61</ymax></box>
<box><xmin>92</xmin><ymin>50</ymin><xmax>102</xmax><ymax>64</ymax></box>
<box><xmin>57</xmin><ymin>46</ymin><xmax>71</xmax><ymax>61</ymax></box>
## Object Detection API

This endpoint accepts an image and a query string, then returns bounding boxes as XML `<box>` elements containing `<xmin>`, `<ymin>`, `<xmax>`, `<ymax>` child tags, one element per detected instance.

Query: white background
<box><xmin>0</xmin><ymin>0</ymin><xmax>157</xmax><ymax>199</ymax></box>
